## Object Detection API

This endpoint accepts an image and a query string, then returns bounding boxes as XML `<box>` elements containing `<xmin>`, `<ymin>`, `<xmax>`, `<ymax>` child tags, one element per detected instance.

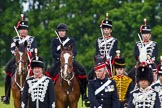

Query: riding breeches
<box><xmin>5</xmin><ymin>57</ymin><xmax>16</xmax><ymax>77</ymax></box>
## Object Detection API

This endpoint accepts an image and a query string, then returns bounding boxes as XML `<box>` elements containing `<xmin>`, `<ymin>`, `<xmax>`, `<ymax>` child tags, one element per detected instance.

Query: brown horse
<box><xmin>11</xmin><ymin>41</ymin><xmax>29</xmax><ymax>108</ymax></box>
<box><xmin>54</xmin><ymin>44</ymin><xmax>80</xmax><ymax>108</ymax></box>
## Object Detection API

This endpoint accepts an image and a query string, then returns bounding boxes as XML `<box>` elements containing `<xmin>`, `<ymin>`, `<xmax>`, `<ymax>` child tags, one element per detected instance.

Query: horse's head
<box><xmin>60</xmin><ymin>44</ymin><xmax>74</xmax><ymax>83</ymax></box>
<box><xmin>15</xmin><ymin>41</ymin><xmax>28</xmax><ymax>75</ymax></box>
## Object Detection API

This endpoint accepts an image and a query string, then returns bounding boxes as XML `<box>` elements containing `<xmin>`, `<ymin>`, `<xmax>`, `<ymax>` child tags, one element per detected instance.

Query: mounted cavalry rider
<box><xmin>45</xmin><ymin>23</ymin><xmax>89</xmax><ymax>102</ymax></box>
<box><xmin>88</xmin><ymin>60</ymin><xmax>119</xmax><ymax>108</ymax></box>
<box><xmin>96</xmin><ymin>13</ymin><xmax>118</xmax><ymax>77</ymax></box>
<box><xmin>134</xmin><ymin>18</ymin><xmax>158</xmax><ymax>75</ymax></box>
<box><xmin>1</xmin><ymin>14</ymin><xmax>37</xmax><ymax>104</ymax></box>
<box><xmin>127</xmin><ymin>65</ymin><xmax>160</xmax><ymax>108</ymax></box>
<box><xmin>21</xmin><ymin>56</ymin><xmax>55</xmax><ymax>108</ymax></box>
<box><xmin>152</xmin><ymin>56</ymin><xmax>162</xmax><ymax>107</ymax></box>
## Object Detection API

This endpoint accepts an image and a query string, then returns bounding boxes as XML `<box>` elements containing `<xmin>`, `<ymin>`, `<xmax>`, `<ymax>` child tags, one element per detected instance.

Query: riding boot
<box><xmin>79</xmin><ymin>78</ymin><xmax>89</xmax><ymax>101</ymax></box>
<box><xmin>1</xmin><ymin>75</ymin><xmax>11</xmax><ymax>104</ymax></box>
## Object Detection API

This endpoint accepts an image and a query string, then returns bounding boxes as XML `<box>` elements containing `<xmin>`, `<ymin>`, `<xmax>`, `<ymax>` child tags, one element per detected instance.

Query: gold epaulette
<box><xmin>112</xmin><ymin>75</ymin><xmax>132</xmax><ymax>102</ymax></box>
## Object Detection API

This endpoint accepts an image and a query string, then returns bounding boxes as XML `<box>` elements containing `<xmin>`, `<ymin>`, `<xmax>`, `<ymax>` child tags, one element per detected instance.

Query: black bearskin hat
<box><xmin>136</xmin><ymin>66</ymin><xmax>153</xmax><ymax>84</ymax></box>
<box><xmin>114</xmin><ymin>57</ymin><xmax>126</xmax><ymax>68</ymax></box>
<box><xmin>57</xmin><ymin>23</ymin><xmax>68</xmax><ymax>31</ymax></box>
<box><xmin>31</xmin><ymin>56</ymin><xmax>44</xmax><ymax>69</ymax></box>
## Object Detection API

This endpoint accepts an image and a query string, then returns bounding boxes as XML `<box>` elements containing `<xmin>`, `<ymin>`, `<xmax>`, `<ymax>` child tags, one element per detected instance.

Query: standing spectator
<box><xmin>88</xmin><ymin>61</ymin><xmax>119</xmax><ymax>108</ymax></box>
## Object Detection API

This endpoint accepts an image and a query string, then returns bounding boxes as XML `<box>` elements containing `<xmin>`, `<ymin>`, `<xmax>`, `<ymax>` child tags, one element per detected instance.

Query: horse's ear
<box><xmin>68</xmin><ymin>44</ymin><xmax>73</xmax><ymax>51</ymax></box>
<box><xmin>61</xmin><ymin>44</ymin><xmax>64</xmax><ymax>51</ymax></box>
<box><xmin>24</xmin><ymin>41</ymin><xmax>28</xmax><ymax>48</ymax></box>
<box><xmin>15</xmin><ymin>41</ymin><xmax>19</xmax><ymax>47</ymax></box>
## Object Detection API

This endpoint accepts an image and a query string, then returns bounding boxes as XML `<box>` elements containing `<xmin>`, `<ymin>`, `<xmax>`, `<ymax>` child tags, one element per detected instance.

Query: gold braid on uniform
<box><xmin>112</xmin><ymin>75</ymin><xmax>132</xmax><ymax>102</ymax></box>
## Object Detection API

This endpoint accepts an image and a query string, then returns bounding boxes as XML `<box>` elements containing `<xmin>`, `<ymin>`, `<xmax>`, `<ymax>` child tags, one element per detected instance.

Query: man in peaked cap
<box><xmin>1</xmin><ymin>14</ymin><xmax>37</xmax><ymax>104</ymax></box>
<box><xmin>112</xmin><ymin>57</ymin><xmax>133</xmax><ymax>108</ymax></box>
<box><xmin>127</xmin><ymin>65</ymin><xmax>160</xmax><ymax>108</ymax></box>
<box><xmin>88</xmin><ymin>61</ymin><xmax>119</xmax><ymax>108</ymax></box>
<box><xmin>21</xmin><ymin>56</ymin><xmax>55</xmax><ymax>108</ymax></box>
<box><xmin>88</xmin><ymin>54</ymin><xmax>107</xmax><ymax>80</ymax></box>
<box><xmin>96</xmin><ymin>13</ymin><xmax>118</xmax><ymax>77</ymax></box>
<box><xmin>152</xmin><ymin>56</ymin><xmax>162</xmax><ymax>107</ymax></box>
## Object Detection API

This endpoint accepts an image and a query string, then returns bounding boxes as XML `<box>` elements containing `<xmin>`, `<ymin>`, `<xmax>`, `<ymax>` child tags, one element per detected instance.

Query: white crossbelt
<box><xmin>19</xmin><ymin>36</ymin><xmax>30</xmax><ymax>44</ymax></box>
<box><xmin>95</xmin><ymin>79</ymin><xmax>112</xmax><ymax>95</ymax></box>
<box><xmin>57</xmin><ymin>37</ymin><xmax>70</xmax><ymax>51</ymax></box>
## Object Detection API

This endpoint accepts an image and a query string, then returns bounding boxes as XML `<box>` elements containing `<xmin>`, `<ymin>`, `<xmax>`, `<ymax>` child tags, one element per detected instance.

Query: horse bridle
<box><xmin>15</xmin><ymin>51</ymin><xmax>28</xmax><ymax>91</ymax></box>
<box><xmin>60</xmin><ymin>63</ymin><xmax>74</xmax><ymax>85</ymax></box>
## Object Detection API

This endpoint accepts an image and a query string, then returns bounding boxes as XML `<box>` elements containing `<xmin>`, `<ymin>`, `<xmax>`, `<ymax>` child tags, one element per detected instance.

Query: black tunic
<box><xmin>21</xmin><ymin>76</ymin><xmax>55</xmax><ymax>108</ymax></box>
<box><xmin>88</xmin><ymin>77</ymin><xmax>119</xmax><ymax>108</ymax></box>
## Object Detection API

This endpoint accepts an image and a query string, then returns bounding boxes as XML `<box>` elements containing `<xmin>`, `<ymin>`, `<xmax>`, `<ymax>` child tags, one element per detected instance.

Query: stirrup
<box><xmin>1</xmin><ymin>96</ymin><xmax>10</xmax><ymax>104</ymax></box>
<box><xmin>84</xmin><ymin>100</ymin><xmax>90</xmax><ymax>107</ymax></box>
<box><xmin>82</xmin><ymin>93</ymin><xmax>89</xmax><ymax>101</ymax></box>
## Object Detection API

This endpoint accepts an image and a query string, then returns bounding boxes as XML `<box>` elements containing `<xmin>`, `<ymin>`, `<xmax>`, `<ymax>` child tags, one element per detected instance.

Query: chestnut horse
<box><xmin>11</xmin><ymin>41</ymin><xmax>29</xmax><ymax>108</ymax></box>
<box><xmin>54</xmin><ymin>44</ymin><xmax>80</xmax><ymax>108</ymax></box>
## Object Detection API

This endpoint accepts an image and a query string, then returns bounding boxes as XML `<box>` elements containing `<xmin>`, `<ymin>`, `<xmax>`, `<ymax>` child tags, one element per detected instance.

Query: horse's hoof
<box><xmin>1</xmin><ymin>96</ymin><xmax>10</xmax><ymax>104</ymax></box>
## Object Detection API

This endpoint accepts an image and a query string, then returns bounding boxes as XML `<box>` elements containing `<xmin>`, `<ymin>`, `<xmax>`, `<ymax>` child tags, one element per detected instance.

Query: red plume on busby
<box><xmin>100</xmin><ymin>13</ymin><xmax>112</xmax><ymax>29</ymax></box>
<box><xmin>16</xmin><ymin>14</ymin><xmax>29</xmax><ymax>30</ymax></box>
<box><xmin>140</xmin><ymin>18</ymin><xmax>151</xmax><ymax>34</ymax></box>
<box><xmin>157</xmin><ymin>56</ymin><xmax>162</xmax><ymax>76</ymax></box>
<box><xmin>136</xmin><ymin>65</ymin><xmax>153</xmax><ymax>84</ymax></box>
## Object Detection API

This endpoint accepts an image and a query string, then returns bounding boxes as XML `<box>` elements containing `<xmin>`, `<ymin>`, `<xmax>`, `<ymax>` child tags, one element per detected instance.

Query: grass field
<box><xmin>0</xmin><ymin>76</ymin><xmax>89</xmax><ymax>108</ymax></box>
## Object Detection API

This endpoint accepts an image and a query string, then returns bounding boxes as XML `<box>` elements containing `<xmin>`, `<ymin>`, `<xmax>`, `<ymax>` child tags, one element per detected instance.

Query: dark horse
<box><xmin>54</xmin><ymin>44</ymin><xmax>80</xmax><ymax>108</ymax></box>
<box><xmin>11</xmin><ymin>41</ymin><xmax>29</xmax><ymax>108</ymax></box>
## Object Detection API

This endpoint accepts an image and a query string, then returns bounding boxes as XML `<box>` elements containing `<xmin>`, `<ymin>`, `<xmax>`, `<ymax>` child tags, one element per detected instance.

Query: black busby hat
<box><xmin>16</xmin><ymin>14</ymin><xmax>29</xmax><ymax>30</ymax></box>
<box><xmin>101</xmin><ymin>20</ymin><xmax>112</xmax><ymax>29</ymax></box>
<box><xmin>114</xmin><ymin>57</ymin><xmax>126</xmax><ymax>68</ymax></box>
<box><xmin>17</xmin><ymin>21</ymin><xmax>29</xmax><ymax>30</ymax></box>
<box><xmin>57</xmin><ymin>23</ymin><xmax>68</xmax><ymax>31</ymax></box>
<box><xmin>31</xmin><ymin>56</ymin><xmax>44</xmax><ymax>69</ymax></box>
<box><xmin>94</xmin><ymin>55</ymin><xmax>106</xmax><ymax>65</ymax></box>
<box><xmin>141</xmin><ymin>25</ymin><xmax>151</xmax><ymax>34</ymax></box>
<box><xmin>136</xmin><ymin>66</ymin><xmax>153</xmax><ymax>84</ymax></box>
<box><xmin>100</xmin><ymin>13</ymin><xmax>112</xmax><ymax>29</ymax></box>
<box><xmin>140</xmin><ymin>18</ymin><xmax>151</xmax><ymax>34</ymax></box>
